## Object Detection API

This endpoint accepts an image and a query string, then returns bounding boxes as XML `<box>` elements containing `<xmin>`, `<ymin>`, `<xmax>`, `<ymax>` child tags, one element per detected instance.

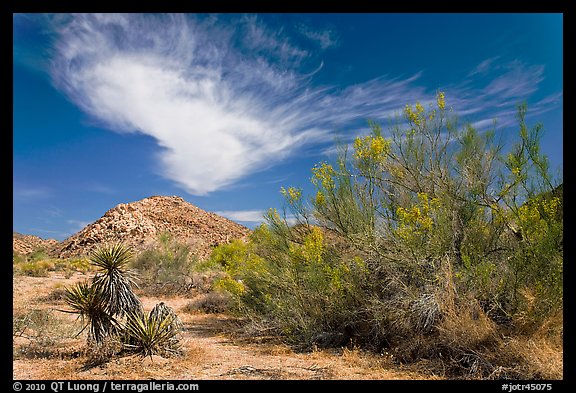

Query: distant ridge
<box><xmin>51</xmin><ymin>196</ymin><xmax>250</xmax><ymax>260</ymax></box>
<box><xmin>13</xmin><ymin>232</ymin><xmax>59</xmax><ymax>255</ymax></box>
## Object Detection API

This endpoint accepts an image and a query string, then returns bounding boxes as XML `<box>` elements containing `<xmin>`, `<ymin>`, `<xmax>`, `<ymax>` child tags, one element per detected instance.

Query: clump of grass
<box><xmin>42</xmin><ymin>285</ymin><xmax>68</xmax><ymax>303</ymax></box>
<box><xmin>13</xmin><ymin>308</ymin><xmax>78</xmax><ymax>359</ymax></box>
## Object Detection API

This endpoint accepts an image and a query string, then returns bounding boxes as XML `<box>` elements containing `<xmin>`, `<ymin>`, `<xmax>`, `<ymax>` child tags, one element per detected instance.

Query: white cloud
<box><xmin>13</xmin><ymin>185</ymin><xmax>52</xmax><ymax>200</ymax></box>
<box><xmin>297</xmin><ymin>24</ymin><xmax>339</xmax><ymax>50</ymax></box>
<box><xmin>214</xmin><ymin>210</ymin><xmax>266</xmax><ymax>223</ymax></box>
<box><xmin>467</xmin><ymin>56</ymin><xmax>500</xmax><ymax>77</ymax></box>
<box><xmin>483</xmin><ymin>64</ymin><xmax>544</xmax><ymax>100</ymax></box>
<box><xmin>49</xmin><ymin>14</ymin><xmax>561</xmax><ymax>196</ymax></box>
<box><xmin>51</xmin><ymin>14</ymin><xmax>327</xmax><ymax>196</ymax></box>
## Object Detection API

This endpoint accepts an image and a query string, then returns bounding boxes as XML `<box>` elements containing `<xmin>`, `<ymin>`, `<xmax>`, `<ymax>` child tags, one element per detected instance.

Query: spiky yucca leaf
<box><xmin>64</xmin><ymin>280</ymin><xmax>119</xmax><ymax>343</ymax></box>
<box><xmin>124</xmin><ymin>304</ymin><xmax>182</xmax><ymax>358</ymax></box>
<box><xmin>149</xmin><ymin>302</ymin><xmax>183</xmax><ymax>332</ymax></box>
<box><xmin>90</xmin><ymin>243</ymin><xmax>142</xmax><ymax>318</ymax></box>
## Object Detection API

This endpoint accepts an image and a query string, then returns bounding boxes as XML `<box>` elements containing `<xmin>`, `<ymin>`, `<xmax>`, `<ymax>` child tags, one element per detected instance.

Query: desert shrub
<box><xmin>13</xmin><ymin>252</ymin><xmax>26</xmax><ymax>264</ymax></box>
<box><xmin>28</xmin><ymin>248</ymin><xmax>49</xmax><ymax>262</ymax></box>
<box><xmin>83</xmin><ymin>335</ymin><xmax>123</xmax><ymax>367</ymax></box>
<box><xmin>212</xmin><ymin>94</ymin><xmax>562</xmax><ymax>377</ymax></box>
<box><xmin>13</xmin><ymin>308</ymin><xmax>78</xmax><ymax>359</ymax></box>
<box><xmin>55</xmin><ymin>257</ymin><xmax>93</xmax><ymax>276</ymax></box>
<box><xmin>17</xmin><ymin>259</ymin><xmax>56</xmax><ymax>277</ymax></box>
<box><xmin>42</xmin><ymin>284</ymin><xmax>68</xmax><ymax>303</ymax></box>
<box><xmin>131</xmin><ymin>233</ymin><xmax>198</xmax><ymax>295</ymax></box>
<box><xmin>211</xmin><ymin>223</ymin><xmax>368</xmax><ymax>347</ymax></box>
<box><xmin>14</xmin><ymin>255</ymin><xmax>93</xmax><ymax>277</ymax></box>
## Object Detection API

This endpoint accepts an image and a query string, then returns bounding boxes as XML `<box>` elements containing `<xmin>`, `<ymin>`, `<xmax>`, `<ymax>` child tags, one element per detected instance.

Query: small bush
<box><xmin>13</xmin><ymin>255</ymin><xmax>93</xmax><ymax>277</ymax></box>
<box><xmin>42</xmin><ymin>285</ymin><xmax>68</xmax><ymax>303</ymax></box>
<box><xmin>184</xmin><ymin>292</ymin><xmax>231</xmax><ymax>314</ymax></box>
<box><xmin>28</xmin><ymin>248</ymin><xmax>49</xmax><ymax>263</ymax></box>
<box><xmin>18</xmin><ymin>259</ymin><xmax>55</xmax><ymax>277</ymax></box>
<box><xmin>131</xmin><ymin>233</ymin><xmax>198</xmax><ymax>296</ymax></box>
<box><xmin>13</xmin><ymin>308</ymin><xmax>78</xmax><ymax>359</ymax></box>
<box><xmin>13</xmin><ymin>252</ymin><xmax>26</xmax><ymax>264</ymax></box>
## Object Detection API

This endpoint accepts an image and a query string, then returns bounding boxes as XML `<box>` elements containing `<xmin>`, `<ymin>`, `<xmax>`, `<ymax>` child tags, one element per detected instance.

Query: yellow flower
<box><xmin>415</xmin><ymin>102</ymin><xmax>425</xmax><ymax>114</ymax></box>
<box><xmin>302</xmin><ymin>226</ymin><xmax>324</xmax><ymax>265</ymax></box>
<box><xmin>354</xmin><ymin>135</ymin><xmax>391</xmax><ymax>162</ymax></box>
<box><xmin>437</xmin><ymin>91</ymin><xmax>446</xmax><ymax>110</ymax></box>
<box><xmin>312</xmin><ymin>162</ymin><xmax>336</xmax><ymax>190</ymax></box>
<box><xmin>315</xmin><ymin>191</ymin><xmax>326</xmax><ymax>206</ymax></box>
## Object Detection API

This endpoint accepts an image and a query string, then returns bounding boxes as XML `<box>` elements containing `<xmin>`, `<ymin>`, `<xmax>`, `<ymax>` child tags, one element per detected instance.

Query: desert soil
<box><xmin>13</xmin><ymin>272</ymin><xmax>439</xmax><ymax>380</ymax></box>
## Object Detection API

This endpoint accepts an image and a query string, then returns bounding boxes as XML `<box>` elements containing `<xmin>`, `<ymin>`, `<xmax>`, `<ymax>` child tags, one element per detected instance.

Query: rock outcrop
<box><xmin>13</xmin><ymin>233</ymin><xmax>59</xmax><ymax>255</ymax></box>
<box><xmin>53</xmin><ymin>196</ymin><xmax>250</xmax><ymax>260</ymax></box>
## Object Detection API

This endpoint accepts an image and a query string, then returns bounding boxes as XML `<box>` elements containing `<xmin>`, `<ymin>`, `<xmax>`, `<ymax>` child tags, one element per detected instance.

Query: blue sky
<box><xmin>13</xmin><ymin>13</ymin><xmax>563</xmax><ymax>241</ymax></box>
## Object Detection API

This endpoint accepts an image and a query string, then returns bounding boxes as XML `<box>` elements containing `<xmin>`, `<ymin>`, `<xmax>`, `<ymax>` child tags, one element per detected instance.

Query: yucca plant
<box><xmin>63</xmin><ymin>280</ymin><xmax>120</xmax><ymax>343</ymax></box>
<box><xmin>90</xmin><ymin>243</ymin><xmax>142</xmax><ymax>318</ymax></box>
<box><xmin>61</xmin><ymin>243</ymin><xmax>184</xmax><ymax>358</ymax></box>
<box><xmin>123</xmin><ymin>302</ymin><xmax>183</xmax><ymax>358</ymax></box>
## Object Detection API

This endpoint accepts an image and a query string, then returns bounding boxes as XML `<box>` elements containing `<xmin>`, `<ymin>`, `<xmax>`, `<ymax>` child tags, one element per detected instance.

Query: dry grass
<box><xmin>183</xmin><ymin>292</ymin><xmax>232</xmax><ymax>314</ymax></box>
<box><xmin>388</xmin><ymin>296</ymin><xmax>563</xmax><ymax>380</ymax></box>
<box><xmin>13</xmin><ymin>270</ymin><xmax>561</xmax><ymax>380</ymax></box>
<box><xmin>13</xmin><ymin>272</ymin><xmax>440</xmax><ymax>380</ymax></box>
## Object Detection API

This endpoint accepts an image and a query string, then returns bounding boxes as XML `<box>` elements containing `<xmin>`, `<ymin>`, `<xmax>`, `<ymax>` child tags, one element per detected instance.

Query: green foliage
<box><xmin>90</xmin><ymin>243</ymin><xmax>142</xmax><ymax>318</ymax></box>
<box><xmin>210</xmin><ymin>223</ymin><xmax>369</xmax><ymax>346</ymax></box>
<box><xmin>13</xmin><ymin>252</ymin><xmax>27</xmax><ymax>265</ymax></box>
<box><xmin>17</xmin><ymin>259</ymin><xmax>55</xmax><ymax>277</ymax></box>
<box><xmin>211</xmin><ymin>93</ymin><xmax>563</xmax><ymax>370</ymax></box>
<box><xmin>184</xmin><ymin>292</ymin><xmax>231</xmax><ymax>314</ymax></box>
<box><xmin>13</xmin><ymin>253</ymin><xmax>94</xmax><ymax>277</ymax></box>
<box><xmin>64</xmin><ymin>280</ymin><xmax>120</xmax><ymax>343</ymax></box>
<box><xmin>63</xmin><ymin>243</ymin><xmax>143</xmax><ymax>345</ymax></box>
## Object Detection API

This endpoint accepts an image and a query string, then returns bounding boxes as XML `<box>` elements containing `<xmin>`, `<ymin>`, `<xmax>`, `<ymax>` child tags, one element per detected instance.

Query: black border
<box><xmin>7</xmin><ymin>1</ymin><xmax>574</xmax><ymax>390</ymax></box>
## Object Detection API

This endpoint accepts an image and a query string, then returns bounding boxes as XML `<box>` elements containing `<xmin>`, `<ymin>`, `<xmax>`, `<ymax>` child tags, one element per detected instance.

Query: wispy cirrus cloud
<box><xmin>448</xmin><ymin>58</ymin><xmax>559</xmax><ymax>129</ymax></box>
<box><xmin>13</xmin><ymin>185</ymin><xmax>52</xmax><ymax>200</ymax></box>
<box><xmin>48</xmin><ymin>14</ymin><xmax>561</xmax><ymax>196</ymax></box>
<box><xmin>467</xmin><ymin>56</ymin><xmax>500</xmax><ymax>77</ymax></box>
<box><xmin>297</xmin><ymin>24</ymin><xmax>339</xmax><ymax>50</ymax></box>
<box><xmin>50</xmin><ymin>14</ymin><xmax>327</xmax><ymax>196</ymax></box>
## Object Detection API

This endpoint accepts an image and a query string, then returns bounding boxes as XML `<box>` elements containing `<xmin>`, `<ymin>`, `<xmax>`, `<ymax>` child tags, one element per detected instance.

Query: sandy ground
<box><xmin>13</xmin><ymin>272</ymin><xmax>439</xmax><ymax>380</ymax></box>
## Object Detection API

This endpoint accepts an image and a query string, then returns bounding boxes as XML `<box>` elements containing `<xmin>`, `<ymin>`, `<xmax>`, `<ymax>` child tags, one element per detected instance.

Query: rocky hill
<box><xmin>13</xmin><ymin>233</ymin><xmax>59</xmax><ymax>255</ymax></box>
<box><xmin>53</xmin><ymin>196</ymin><xmax>250</xmax><ymax>260</ymax></box>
